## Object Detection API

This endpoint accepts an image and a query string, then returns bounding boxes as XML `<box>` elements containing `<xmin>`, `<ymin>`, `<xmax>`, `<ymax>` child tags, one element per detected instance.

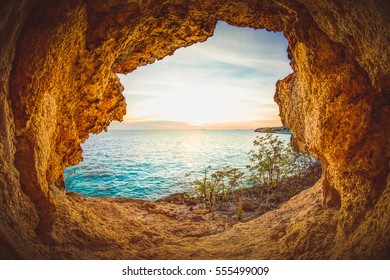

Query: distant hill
<box><xmin>254</xmin><ymin>126</ymin><xmax>291</xmax><ymax>134</ymax></box>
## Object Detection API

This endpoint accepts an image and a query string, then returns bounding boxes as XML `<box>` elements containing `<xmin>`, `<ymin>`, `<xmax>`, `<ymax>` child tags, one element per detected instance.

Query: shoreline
<box><xmin>254</xmin><ymin>126</ymin><xmax>291</xmax><ymax>134</ymax></box>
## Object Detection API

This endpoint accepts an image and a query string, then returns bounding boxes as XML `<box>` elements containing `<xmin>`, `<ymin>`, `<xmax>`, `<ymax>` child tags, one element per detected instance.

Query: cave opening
<box><xmin>64</xmin><ymin>21</ymin><xmax>298</xmax><ymax>201</ymax></box>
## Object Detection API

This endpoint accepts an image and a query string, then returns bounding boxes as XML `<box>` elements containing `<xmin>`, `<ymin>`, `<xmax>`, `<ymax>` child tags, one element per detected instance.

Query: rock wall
<box><xmin>0</xmin><ymin>0</ymin><xmax>389</xmax><ymax>259</ymax></box>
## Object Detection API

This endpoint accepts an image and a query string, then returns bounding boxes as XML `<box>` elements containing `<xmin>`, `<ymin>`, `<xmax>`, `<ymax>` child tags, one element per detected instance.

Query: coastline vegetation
<box><xmin>164</xmin><ymin>133</ymin><xmax>321</xmax><ymax>221</ymax></box>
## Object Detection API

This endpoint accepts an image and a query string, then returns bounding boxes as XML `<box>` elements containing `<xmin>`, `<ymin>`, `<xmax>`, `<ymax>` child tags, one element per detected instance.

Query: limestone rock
<box><xmin>0</xmin><ymin>0</ymin><xmax>389</xmax><ymax>259</ymax></box>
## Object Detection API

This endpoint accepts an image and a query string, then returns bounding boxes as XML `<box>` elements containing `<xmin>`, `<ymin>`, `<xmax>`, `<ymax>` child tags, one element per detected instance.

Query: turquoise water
<box><xmin>64</xmin><ymin>130</ymin><xmax>291</xmax><ymax>201</ymax></box>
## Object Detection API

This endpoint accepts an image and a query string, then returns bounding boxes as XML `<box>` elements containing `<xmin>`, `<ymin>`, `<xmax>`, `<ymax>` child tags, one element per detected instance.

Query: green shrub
<box><xmin>190</xmin><ymin>133</ymin><xmax>319</xmax><ymax>217</ymax></box>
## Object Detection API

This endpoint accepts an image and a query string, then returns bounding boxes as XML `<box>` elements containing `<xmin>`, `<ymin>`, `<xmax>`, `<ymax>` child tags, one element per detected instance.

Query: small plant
<box><xmin>193</xmin><ymin>166</ymin><xmax>212</xmax><ymax>209</ymax></box>
<box><xmin>219</xmin><ymin>166</ymin><xmax>244</xmax><ymax>204</ymax></box>
<box><xmin>193</xmin><ymin>166</ymin><xmax>244</xmax><ymax>219</ymax></box>
<box><xmin>236</xmin><ymin>206</ymin><xmax>245</xmax><ymax>220</ymax></box>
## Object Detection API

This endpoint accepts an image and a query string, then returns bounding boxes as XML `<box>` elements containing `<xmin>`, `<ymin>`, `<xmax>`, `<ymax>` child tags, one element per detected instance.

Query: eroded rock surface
<box><xmin>0</xmin><ymin>0</ymin><xmax>389</xmax><ymax>259</ymax></box>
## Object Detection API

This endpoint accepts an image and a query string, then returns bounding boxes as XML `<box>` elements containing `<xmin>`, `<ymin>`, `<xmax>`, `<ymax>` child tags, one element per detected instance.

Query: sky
<box><xmin>110</xmin><ymin>21</ymin><xmax>292</xmax><ymax>130</ymax></box>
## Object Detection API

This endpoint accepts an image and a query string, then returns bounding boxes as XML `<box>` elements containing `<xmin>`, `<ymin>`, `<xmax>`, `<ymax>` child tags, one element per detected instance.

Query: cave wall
<box><xmin>0</xmin><ymin>0</ymin><xmax>389</xmax><ymax>259</ymax></box>
<box><xmin>0</xmin><ymin>0</ymin><xmax>49</xmax><ymax>259</ymax></box>
<box><xmin>277</xmin><ymin>0</ymin><xmax>390</xmax><ymax>257</ymax></box>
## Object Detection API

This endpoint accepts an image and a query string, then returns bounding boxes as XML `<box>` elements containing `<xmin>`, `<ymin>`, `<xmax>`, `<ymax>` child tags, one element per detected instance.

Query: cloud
<box><xmin>115</xmin><ymin>21</ymin><xmax>291</xmax><ymax>130</ymax></box>
<box><xmin>202</xmin><ymin>119</ymin><xmax>282</xmax><ymax>130</ymax></box>
<box><xmin>109</xmin><ymin>120</ymin><xmax>200</xmax><ymax>130</ymax></box>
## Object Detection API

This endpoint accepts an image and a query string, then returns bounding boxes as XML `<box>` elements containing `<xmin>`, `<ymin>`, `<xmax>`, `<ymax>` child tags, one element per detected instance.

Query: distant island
<box><xmin>254</xmin><ymin>126</ymin><xmax>291</xmax><ymax>134</ymax></box>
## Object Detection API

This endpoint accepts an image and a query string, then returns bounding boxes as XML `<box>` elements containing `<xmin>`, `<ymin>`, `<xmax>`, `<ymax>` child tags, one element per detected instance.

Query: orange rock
<box><xmin>0</xmin><ymin>0</ymin><xmax>388</xmax><ymax>259</ymax></box>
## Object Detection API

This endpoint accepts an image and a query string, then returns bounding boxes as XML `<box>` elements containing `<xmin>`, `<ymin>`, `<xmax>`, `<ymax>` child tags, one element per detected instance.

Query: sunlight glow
<box><xmin>112</xmin><ymin>21</ymin><xmax>292</xmax><ymax>130</ymax></box>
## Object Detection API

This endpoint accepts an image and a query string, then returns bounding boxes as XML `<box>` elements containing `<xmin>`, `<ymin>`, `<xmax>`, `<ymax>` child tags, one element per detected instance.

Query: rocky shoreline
<box><xmin>254</xmin><ymin>126</ymin><xmax>291</xmax><ymax>134</ymax></box>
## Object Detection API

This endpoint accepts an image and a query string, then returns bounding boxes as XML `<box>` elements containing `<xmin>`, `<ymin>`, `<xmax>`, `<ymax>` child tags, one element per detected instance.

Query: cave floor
<box><xmin>48</xmin><ymin>180</ymin><xmax>339</xmax><ymax>259</ymax></box>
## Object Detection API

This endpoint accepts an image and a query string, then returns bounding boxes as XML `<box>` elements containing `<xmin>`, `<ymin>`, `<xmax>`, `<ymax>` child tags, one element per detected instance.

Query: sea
<box><xmin>64</xmin><ymin>130</ymin><xmax>291</xmax><ymax>201</ymax></box>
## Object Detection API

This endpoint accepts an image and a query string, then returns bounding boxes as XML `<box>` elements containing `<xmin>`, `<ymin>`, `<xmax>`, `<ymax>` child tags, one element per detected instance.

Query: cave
<box><xmin>0</xmin><ymin>0</ymin><xmax>389</xmax><ymax>259</ymax></box>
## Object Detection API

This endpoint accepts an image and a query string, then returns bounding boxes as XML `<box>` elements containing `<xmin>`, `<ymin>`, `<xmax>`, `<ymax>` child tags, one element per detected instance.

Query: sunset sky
<box><xmin>110</xmin><ymin>21</ymin><xmax>292</xmax><ymax>130</ymax></box>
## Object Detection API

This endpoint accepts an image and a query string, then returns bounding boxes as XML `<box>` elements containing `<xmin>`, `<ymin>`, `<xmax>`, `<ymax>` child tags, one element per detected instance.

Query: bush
<box><xmin>246</xmin><ymin>134</ymin><xmax>316</xmax><ymax>205</ymax></box>
<box><xmin>189</xmin><ymin>133</ymin><xmax>319</xmax><ymax>218</ymax></box>
<box><xmin>193</xmin><ymin>166</ymin><xmax>244</xmax><ymax>219</ymax></box>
